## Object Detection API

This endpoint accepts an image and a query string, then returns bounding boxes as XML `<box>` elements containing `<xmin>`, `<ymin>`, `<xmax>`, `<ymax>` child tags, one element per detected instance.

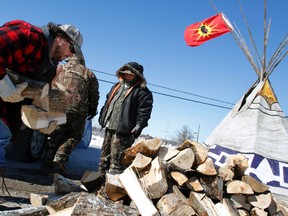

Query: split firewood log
<box><xmin>170</xmin><ymin>171</ymin><xmax>188</xmax><ymax>187</ymax></box>
<box><xmin>46</xmin><ymin>192</ymin><xmax>81</xmax><ymax>214</ymax></box>
<box><xmin>122</xmin><ymin>138</ymin><xmax>163</xmax><ymax>166</ymax></box>
<box><xmin>177</xmin><ymin>140</ymin><xmax>209</xmax><ymax>166</ymax></box>
<box><xmin>267</xmin><ymin>197</ymin><xmax>288</xmax><ymax>216</ymax></box>
<box><xmin>105</xmin><ymin>173</ymin><xmax>127</xmax><ymax>201</ymax></box>
<box><xmin>30</xmin><ymin>193</ymin><xmax>49</xmax><ymax>207</ymax></box>
<box><xmin>71</xmin><ymin>192</ymin><xmax>139</xmax><ymax>215</ymax></box>
<box><xmin>225</xmin><ymin>154</ymin><xmax>249</xmax><ymax>178</ymax></box>
<box><xmin>157</xmin><ymin>186</ymin><xmax>196</xmax><ymax>216</ymax></box>
<box><xmin>247</xmin><ymin>192</ymin><xmax>272</xmax><ymax>209</ymax></box>
<box><xmin>119</xmin><ymin>167</ymin><xmax>159</xmax><ymax>216</ymax></box>
<box><xmin>189</xmin><ymin>192</ymin><xmax>220</xmax><ymax>216</ymax></box>
<box><xmin>172</xmin><ymin>185</ymin><xmax>189</xmax><ymax>203</ymax></box>
<box><xmin>130</xmin><ymin>152</ymin><xmax>152</xmax><ymax>171</ymax></box>
<box><xmin>237</xmin><ymin>209</ymin><xmax>250</xmax><ymax>216</ymax></box>
<box><xmin>167</xmin><ymin>148</ymin><xmax>195</xmax><ymax>172</ymax></box>
<box><xmin>226</xmin><ymin>180</ymin><xmax>254</xmax><ymax>195</ymax></box>
<box><xmin>250</xmin><ymin>207</ymin><xmax>267</xmax><ymax>216</ymax></box>
<box><xmin>21</xmin><ymin>105</ymin><xmax>66</xmax><ymax>130</ymax></box>
<box><xmin>188</xmin><ymin>192</ymin><xmax>209</xmax><ymax>216</ymax></box>
<box><xmin>6</xmin><ymin>69</ymin><xmax>49</xmax><ymax>99</ymax></box>
<box><xmin>230</xmin><ymin>194</ymin><xmax>251</xmax><ymax>211</ymax></box>
<box><xmin>53</xmin><ymin>173</ymin><xmax>84</xmax><ymax>195</ymax></box>
<box><xmin>199</xmin><ymin>175</ymin><xmax>223</xmax><ymax>201</ymax></box>
<box><xmin>267</xmin><ymin>198</ymin><xmax>278</xmax><ymax>216</ymax></box>
<box><xmin>158</xmin><ymin>146</ymin><xmax>179</xmax><ymax>161</ymax></box>
<box><xmin>157</xmin><ymin>193</ymin><xmax>196</xmax><ymax>216</ymax></box>
<box><xmin>185</xmin><ymin>176</ymin><xmax>204</xmax><ymax>192</ymax></box>
<box><xmin>217</xmin><ymin>166</ymin><xmax>235</xmax><ymax>181</ymax></box>
<box><xmin>215</xmin><ymin>198</ymin><xmax>240</xmax><ymax>216</ymax></box>
<box><xmin>275</xmin><ymin>200</ymin><xmax>288</xmax><ymax>215</ymax></box>
<box><xmin>141</xmin><ymin>156</ymin><xmax>168</xmax><ymax>199</ymax></box>
<box><xmin>196</xmin><ymin>157</ymin><xmax>217</xmax><ymax>176</ymax></box>
<box><xmin>80</xmin><ymin>171</ymin><xmax>105</xmax><ymax>193</ymax></box>
<box><xmin>241</xmin><ymin>175</ymin><xmax>269</xmax><ymax>193</ymax></box>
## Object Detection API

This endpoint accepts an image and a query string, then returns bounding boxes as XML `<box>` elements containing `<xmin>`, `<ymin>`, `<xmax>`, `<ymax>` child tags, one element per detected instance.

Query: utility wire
<box><xmin>97</xmin><ymin>77</ymin><xmax>233</xmax><ymax>110</ymax></box>
<box><xmin>97</xmin><ymin>78</ymin><xmax>115</xmax><ymax>85</ymax></box>
<box><xmin>92</xmin><ymin>69</ymin><xmax>234</xmax><ymax>107</ymax></box>
<box><xmin>148</xmin><ymin>82</ymin><xmax>234</xmax><ymax>105</ymax></box>
<box><xmin>152</xmin><ymin>91</ymin><xmax>232</xmax><ymax>110</ymax></box>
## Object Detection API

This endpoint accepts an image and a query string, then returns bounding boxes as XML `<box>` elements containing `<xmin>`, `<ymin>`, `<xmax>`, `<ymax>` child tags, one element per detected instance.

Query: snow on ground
<box><xmin>88</xmin><ymin>134</ymin><xmax>176</xmax><ymax>150</ymax></box>
<box><xmin>68</xmin><ymin>135</ymin><xmax>103</xmax><ymax>172</ymax></box>
<box><xmin>89</xmin><ymin>134</ymin><xmax>103</xmax><ymax>149</ymax></box>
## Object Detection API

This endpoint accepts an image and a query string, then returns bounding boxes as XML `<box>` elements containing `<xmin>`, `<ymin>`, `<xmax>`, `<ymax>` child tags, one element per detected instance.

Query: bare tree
<box><xmin>171</xmin><ymin>125</ymin><xmax>195</xmax><ymax>145</ymax></box>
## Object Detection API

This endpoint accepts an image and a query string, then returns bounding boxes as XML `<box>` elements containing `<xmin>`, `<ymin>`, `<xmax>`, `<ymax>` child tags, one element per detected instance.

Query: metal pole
<box><xmin>197</xmin><ymin>125</ymin><xmax>200</xmax><ymax>142</ymax></box>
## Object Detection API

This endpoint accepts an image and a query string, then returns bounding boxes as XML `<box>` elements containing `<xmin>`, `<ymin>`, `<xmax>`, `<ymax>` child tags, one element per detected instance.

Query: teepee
<box><xmin>205</xmin><ymin>1</ymin><xmax>288</xmax><ymax>196</ymax></box>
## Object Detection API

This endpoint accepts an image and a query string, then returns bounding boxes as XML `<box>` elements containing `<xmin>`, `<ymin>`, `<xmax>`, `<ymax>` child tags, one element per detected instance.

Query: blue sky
<box><xmin>2</xmin><ymin>1</ymin><xmax>288</xmax><ymax>142</ymax></box>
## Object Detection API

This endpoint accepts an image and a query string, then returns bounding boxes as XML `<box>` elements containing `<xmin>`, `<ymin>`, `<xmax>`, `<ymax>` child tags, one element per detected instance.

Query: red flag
<box><xmin>184</xmin><ymin>13</ymin><xmax>233</xmax><ymax>47</ymax></box>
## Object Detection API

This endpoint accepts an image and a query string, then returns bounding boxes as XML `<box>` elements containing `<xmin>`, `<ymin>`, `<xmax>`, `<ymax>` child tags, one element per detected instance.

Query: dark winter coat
<box><xmin>99</xmin><ymin>80</ymin><xmax>153</xmax><ymax>136</ymax></box>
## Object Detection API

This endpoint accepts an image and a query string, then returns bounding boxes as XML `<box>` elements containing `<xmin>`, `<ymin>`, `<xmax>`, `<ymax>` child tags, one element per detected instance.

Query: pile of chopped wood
<box><xmin>81</xmin><ymin>138</ymin><xmax>288</xmax><ymax>216</ymax></box>
<box><xmin>8</xmin><ymin>138</ymin><xmax>288</xmax><ymax>215</ymax></box>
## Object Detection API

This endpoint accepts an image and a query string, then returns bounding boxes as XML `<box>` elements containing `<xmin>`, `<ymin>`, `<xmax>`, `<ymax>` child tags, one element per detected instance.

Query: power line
<box><xmin>93</xmin><ymin>69</ymin><xmax>115</xmax><ymax>77</ymax></box>
<box><xmin>92</xmin><ymin>69</ymin><xmax>233</xmax><ymax>110</ymax></box>
<box><xmin>148</xmin><ymin>83</ymin><xmax>234</xmax><ymax>105</ymax></box>
<box><xmin>153</xmin><ymin>91</ymin><xmax>231</xmax><ymax>110</ymax></box>
<box><xmin>92</xmin><ymin>69</ymin><xmax>234</xmax><ymax>105</ymax></box>
<box><xmin>97</xmin><ymin>78</ymin><xmax>115</xmax><ymax>85</ymax></box>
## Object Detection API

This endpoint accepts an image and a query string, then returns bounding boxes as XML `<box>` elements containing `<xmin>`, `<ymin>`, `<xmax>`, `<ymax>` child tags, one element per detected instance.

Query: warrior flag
<box><xmin>184</xmin><ymin>13</ymin><xmax>233</xmax><ymax>47</ymax></box>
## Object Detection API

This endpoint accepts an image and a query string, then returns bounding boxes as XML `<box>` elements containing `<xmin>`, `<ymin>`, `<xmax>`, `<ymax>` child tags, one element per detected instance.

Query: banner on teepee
<box><xmin>184</xmin><ymin>13</ymin><xmax>233</xmax><ymax>47</ymax></box>
<box><xmin>208</xmin><ymin>145</ymin><xmax>288</xmax><ymax>196</ymax></box>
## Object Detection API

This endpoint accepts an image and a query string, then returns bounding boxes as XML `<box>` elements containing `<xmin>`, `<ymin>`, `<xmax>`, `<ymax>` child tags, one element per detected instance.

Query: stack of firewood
<box><xmin>80</xmin><ymin>138</ymin><xmax>287</xmax><ymax>216</ymax></box>
<box><xmin>26</xmin><ymin>138</ymin><xmax>288</xmax><ymax>215</ymax></box>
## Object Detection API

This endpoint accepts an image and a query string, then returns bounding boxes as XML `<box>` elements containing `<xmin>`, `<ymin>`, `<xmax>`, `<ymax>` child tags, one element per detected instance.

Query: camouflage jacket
<box><xmin>51</xmin><ymin>56</ymin><xmax>99</xmax><ymax>117</ymax></box>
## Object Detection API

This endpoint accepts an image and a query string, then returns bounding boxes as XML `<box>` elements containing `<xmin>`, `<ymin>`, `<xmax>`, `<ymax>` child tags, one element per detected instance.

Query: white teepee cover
<box><xmin>206</xmin><ymin>79</ymin><xmax>288</xmax><ymax>162</ymax></box>
<box><xmin>205</xmin><ymin>79</ymin><xmax>288</xmax><ymax>196</ymax></box>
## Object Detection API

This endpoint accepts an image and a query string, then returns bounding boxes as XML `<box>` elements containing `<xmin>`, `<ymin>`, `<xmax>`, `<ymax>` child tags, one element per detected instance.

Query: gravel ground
<box><xmin>0</xmin><ymin>145</ymin><xmax>101</xmax><ymax>212</ymax></box>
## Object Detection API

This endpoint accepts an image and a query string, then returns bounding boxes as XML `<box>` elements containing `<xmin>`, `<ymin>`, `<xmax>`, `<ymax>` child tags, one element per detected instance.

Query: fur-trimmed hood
<box><xmin>116</xmin><ymin>62</ymin><xmax>147</xmax><ymax>88</ymax></box>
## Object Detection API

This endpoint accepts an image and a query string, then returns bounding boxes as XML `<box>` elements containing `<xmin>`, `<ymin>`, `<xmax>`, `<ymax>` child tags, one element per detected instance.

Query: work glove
<box><xmin>38</xmin><ymin>120</ymin><xmax>59</xmax><ymax>134</ymax></box>
<box><xmin>131</xmin><ymin>124</ymin><xmax>142</xmax><ymax>138</ymax></box>
<box><xmin>0</xmin><ymin>75</ymin><xmax>28</xmax><ymax>103</ymax></box>
<box><xmin>87</xmin><ymin>109</ymin><xmax>97</xmax><ymax>120</ymax></box>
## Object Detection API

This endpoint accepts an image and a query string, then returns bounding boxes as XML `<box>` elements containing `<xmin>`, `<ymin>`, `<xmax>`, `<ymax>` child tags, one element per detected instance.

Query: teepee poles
<box><xmin>262</xmin><ymin>0</ymin><xmax>268</xmax><ymax>80</ymax></box>
<box><xmin>208</xmin><ymin>0</ymin><xmax>287</xmax><ymax>81</ymax></box>
<box><xmin>236</xmin><ymin>0</ymin><xmax>262</xmax><ymax>75</ymax></box>
<box><xmin>265</xmin><ymin>33</ymin><xmax>288</xmax><ymax>79</ymax></box>
<box><xmin>231</xmin><ymin>26</ymin><xmax>261</xmax><ymax>76</ymax></box>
